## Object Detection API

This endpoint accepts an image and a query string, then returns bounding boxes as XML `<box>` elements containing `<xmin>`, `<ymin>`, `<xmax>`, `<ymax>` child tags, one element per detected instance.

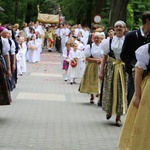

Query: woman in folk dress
<box><xmin>118</xmin><ymin>43</ymin><xmax>150</xmax><ymax>150</ymax></box>
<box><xmin>99</xmin><ymin>21</ymin><xmax>128</xmax><ymax>126</ymax></box>
<box><xmin>79</xmin><ymin>32</ymin><xmax>105</xmax><ymax>105</ymax></box>
<box><xmin>0</xmin><ymin>27</ymin><xmax>12</xmax><ymax>105</ymax></box>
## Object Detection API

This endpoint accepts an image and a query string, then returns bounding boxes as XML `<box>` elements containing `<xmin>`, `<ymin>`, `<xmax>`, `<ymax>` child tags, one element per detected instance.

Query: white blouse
<box><xmin>135</xmin><ymin>44</ymin><xmax>150</xmax><ymax>70</ymax></box>
<box><xmin>101</xmin><ymin>35</ymin><xmax>125</xmax><ymax>60</ymax></box>
<box><xmin>84</xmin><ymin>43</ymin><xmax>103</xmax><ymax>59</ymax></box>
<box><xmin>1</xmin><ymin>37</ymin><xmax>10</xmax><ymax>56</ymax></box>
<box><xmin>10</xmin><ymin>39</ymin><xmax>16</xmax><ymax>55</ymax></box>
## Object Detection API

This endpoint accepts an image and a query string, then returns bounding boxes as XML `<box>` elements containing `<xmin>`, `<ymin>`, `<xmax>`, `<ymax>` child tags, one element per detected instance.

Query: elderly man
<box><xmin>120</xmin><ymin>11</ymin><xmax>150</xmax><ymax>106</ymax></box>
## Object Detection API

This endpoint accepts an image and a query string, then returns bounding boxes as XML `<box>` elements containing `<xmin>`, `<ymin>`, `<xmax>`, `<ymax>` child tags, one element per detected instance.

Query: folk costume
<box><xmin>0</xmin><ymin>34</ymin><xmax>11</xmax><ymax>105</ymax></box>
<box><xmin>8</xmin><ymin>35</ymin><xmax>16</xmax><ymax>90</ymax></box>
<box><xmin>79</xmin><ymin>32</ymin><xmax>104</xmax><ymax>103</ymax></box>
<box><xmin>79</xmin><ymin>42</ymin><xmax>102</xmax><ymax>94</ymax></box>
<box><xmin>99</xmin><ymin>21</ymin><xmax>128</xmax><ymax>126</ymax></box>
<box><xmin>101</xmin><ymin>35</ymin><xmax>127</xmax><ymax>115</ymax></box>
<box><xmin>118</xmin><ymin>43</ymin><xmax>150</xmax><ymax>150</ymax></box>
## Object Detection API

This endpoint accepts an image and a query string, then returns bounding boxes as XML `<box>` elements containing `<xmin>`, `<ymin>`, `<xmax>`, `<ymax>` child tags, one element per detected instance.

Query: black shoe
<box><xmin>106</xmin><ymin>113</ymin><xmax>112</xmax><ymax>120</ymax></box>
<box><xmin>90</xmin><ymin>98</ymin><xmax>94</xmax><ymax>104</ymax></box>
<box><xmin>48</xmin><ymin>50</ymin><xmax>52</xmax><ymax>52</ymax></box>
<box><xmin>97</xmin><ymin>101</ymin><xmax>101</xmax><ymax>107</ymax></box>
<box><xmin>70</xmin><ymin>82</ymin><xmax>73</xmax><ymax>85</ymax></box>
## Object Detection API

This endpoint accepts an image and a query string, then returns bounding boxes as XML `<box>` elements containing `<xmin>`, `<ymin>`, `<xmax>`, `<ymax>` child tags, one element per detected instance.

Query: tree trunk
<box><xmin>86</xmin><ymin>0</ymin><xmax>93</xmax><ymax>28</ymax></box>
<box><xmin>25</xmin><ymin>3</ymin><xmax>32</xmax><ymax>23</ymax></box>
<box><xmin>109</xmin><ymin>0</ymin><xmax>129</xmax><ymax>27</ymax></box>
<box><xmin>94</xmin><ymin>0</ymin><xmax>106</xmax><ymax>15</ymax></box>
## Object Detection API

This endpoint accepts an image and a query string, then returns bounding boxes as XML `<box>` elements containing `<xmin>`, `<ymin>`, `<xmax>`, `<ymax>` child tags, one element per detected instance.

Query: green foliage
<box><xmin>0</xmin><ymin>0</ymin><xmax>150</xmax><ymax>30</ymax></box>
<box><xmin>126</xmin><ymin>3</ymin><xmax>134</xmax><ymax>30</ymax></box>
<box><xmin>40</xmin><ymin>0</ymin><xmax>57</xmax><ymax>14</ymax></box>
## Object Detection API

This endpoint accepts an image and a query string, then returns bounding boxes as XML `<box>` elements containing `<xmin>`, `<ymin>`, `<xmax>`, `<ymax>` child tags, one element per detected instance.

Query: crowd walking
<box><xmin>0</xmin><ymin>10</ymin><xmax>150</xmax><ymax>150</ymax></box>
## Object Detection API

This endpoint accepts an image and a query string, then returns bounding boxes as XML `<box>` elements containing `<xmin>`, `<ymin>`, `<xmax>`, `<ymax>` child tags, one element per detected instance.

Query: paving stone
<box><xmin>0</xmin><ymin>51</ymin><xmax>123</xmax><ymax>150</ymax></box>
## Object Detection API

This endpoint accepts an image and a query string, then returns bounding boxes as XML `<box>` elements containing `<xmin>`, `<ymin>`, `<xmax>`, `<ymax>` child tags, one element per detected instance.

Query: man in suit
<box><xmin>121</xmin><ymin>11</ymin><xmax>150</xmax><ymax>106</ymax></box>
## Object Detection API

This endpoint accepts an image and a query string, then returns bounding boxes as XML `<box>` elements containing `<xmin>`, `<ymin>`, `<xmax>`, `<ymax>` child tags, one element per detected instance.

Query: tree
<box><xmin>0</xmin><ymin>0</ymin><xmax>149</xmax><ymax>30</ymax></box>
<box><xmin>109</xmin><ymin>0</ymin><xmax>129</xmax><ymax>27</ymax></box>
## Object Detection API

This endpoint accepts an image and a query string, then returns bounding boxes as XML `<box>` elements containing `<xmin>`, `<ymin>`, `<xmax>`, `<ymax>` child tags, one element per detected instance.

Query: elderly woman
<box><xmin>0</xmin><ymin>26</ymin><xmax>12</xmax><ymax>105</ymax></box>
<box><xmin>99</xmin><ymin>21</ymin><xmax>128</xmax><ymax>126</ymax></box>
<box><xmin>79</xmin><ymin>32</ymin><xmax>105</xmax><ymax>105</ymax></box>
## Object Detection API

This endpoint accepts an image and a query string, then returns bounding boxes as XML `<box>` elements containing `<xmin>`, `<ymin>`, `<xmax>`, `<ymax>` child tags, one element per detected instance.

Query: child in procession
<box><xmin>67</xmin><ymin>43</ymin><xmax>81</xmax><ymax>84</ymax></box>
<box><xmin>62</xmin><ymin>41</ymin><xmax>72</xmax><ymax>81</ymax></box>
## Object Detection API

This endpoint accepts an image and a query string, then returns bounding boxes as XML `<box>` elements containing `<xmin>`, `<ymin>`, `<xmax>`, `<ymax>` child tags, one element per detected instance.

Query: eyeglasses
<box><xmin>115</xmin><ymin>25</ymin><xmax>124</xmax><ymax>28</ymax></box>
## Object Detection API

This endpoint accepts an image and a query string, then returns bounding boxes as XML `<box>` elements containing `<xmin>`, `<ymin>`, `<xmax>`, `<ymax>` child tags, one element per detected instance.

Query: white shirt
<box><xmin>1</xmin><ymin>37</ymin><xmax>10</xmax><ymax>56</ymax></box>
<box><xmin>135</xmin><ymin>44</ymin><xmax>150</xmax><ymax>70</ymax></box>
<box><xmin>84</xmin><ymin>43</ymin><xmax>103</xmax><ymax>59</ymax></box>
<box><xmin>101</xmin><ymin>35</ymin><xmax>125</xmax><ymax>60</ymax></box>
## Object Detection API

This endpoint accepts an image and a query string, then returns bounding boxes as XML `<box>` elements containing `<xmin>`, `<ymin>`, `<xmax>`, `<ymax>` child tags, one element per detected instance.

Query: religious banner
<box><xmin>37</xmin><ymin>13</ymin><xmax>59</xmax><ymax>24</ymax></box>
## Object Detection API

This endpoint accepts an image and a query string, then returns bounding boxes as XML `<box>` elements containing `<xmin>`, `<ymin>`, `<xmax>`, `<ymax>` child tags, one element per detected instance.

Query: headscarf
<box><xmin>94</xmin><ymin>32</ymin><xmax>105</xmax><ymax>37</ymax></box>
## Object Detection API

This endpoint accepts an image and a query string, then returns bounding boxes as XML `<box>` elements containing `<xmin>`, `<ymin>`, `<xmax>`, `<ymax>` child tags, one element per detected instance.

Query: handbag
<box><xmin>70</xmin><ymin>60</ymin><xmax>77</xmax><ymax>68</ymax></box>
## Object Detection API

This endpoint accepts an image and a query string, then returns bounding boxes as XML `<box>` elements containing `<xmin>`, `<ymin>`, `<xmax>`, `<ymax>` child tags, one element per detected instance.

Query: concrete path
<box><xmin>0</xmin><ymin>50</ymin><xmax>125</xmax><ymax>150</ymax></box>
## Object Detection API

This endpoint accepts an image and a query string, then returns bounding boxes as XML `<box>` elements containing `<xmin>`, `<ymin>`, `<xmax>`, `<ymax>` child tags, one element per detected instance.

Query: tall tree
<box><xmin>109</xmin><ymin>0</ymin><xmax>129</xmax><ymax>26</ymax></box>
<box><xmin>94</xmin><ymin>0</ymin><xmax>106</xmax><ymax>15</ymax></box>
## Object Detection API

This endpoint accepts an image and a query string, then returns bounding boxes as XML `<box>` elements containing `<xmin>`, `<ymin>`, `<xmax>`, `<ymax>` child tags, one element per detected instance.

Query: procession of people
<box><xmin>1</xmin><ymin>10</ymin><xmax>150</xmax><ymax>150</ymax></box>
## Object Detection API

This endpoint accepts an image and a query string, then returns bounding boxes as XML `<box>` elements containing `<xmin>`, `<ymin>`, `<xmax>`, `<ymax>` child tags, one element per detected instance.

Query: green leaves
<box><xmin>0</xmin><ymin>0</ymin><xmax>149</xmax><ymax>30</ymax></box>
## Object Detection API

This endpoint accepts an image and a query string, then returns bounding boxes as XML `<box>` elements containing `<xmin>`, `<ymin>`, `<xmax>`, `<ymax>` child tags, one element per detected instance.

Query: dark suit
<box><xmin>121</xmin><ymin>29</ymin><xmax>150</xmax><ymax>105</ymax></box>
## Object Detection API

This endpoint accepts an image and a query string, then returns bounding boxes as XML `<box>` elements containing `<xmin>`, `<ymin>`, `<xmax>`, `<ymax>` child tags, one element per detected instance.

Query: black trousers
<box><xmin>127</xmin><ymin>73</ymin><xmax>134</xmax><ymax>106</ymax></box>
<box><xmin>55</xmin><ymin>37</ymin><xmax>61</xmax><ymax>53</ymax></box>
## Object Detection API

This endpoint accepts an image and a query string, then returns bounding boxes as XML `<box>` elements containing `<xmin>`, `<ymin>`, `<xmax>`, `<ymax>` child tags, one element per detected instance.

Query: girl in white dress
<box><xmin>35</xmin><ymin>32</ymin><xmax>42</xmax><ymax>62</ymax></box>
<box><xmin>27</xmin><ymin>35</ymin><xmax>38</xmax><ymax>63</ymax></box>
<box><xmin>67</xmin><ymin>43</ymin><xmax>81</xmax><ymax>84</ymax></box>
<box><xmin>16</xmin><ymin>39</ymin><xmax>24</xmax><ymax>75</ymax></box>
<box><xmin>20</xmin><ymin>36</ymin><xmax>27</xmax><ymax>73</ymax></box>
<box><xmin>62</xmin><ymin>41</ymin><xmax>73</xmax><ymax>81</ymax></box>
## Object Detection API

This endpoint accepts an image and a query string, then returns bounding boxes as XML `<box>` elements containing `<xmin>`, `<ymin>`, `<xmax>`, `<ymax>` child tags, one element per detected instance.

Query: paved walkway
<box><xmin>0</xmin><ymin>49</ymin><xmax>125</xmax><ymax>150</ymax></box>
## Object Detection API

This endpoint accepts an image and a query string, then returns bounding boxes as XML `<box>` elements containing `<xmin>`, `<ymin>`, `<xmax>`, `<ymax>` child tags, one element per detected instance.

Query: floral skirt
<box><xmin>118</xmin><ymin>75</ymin><xmax>150</xmax><ymax>150</ymax></box>
<box><xmin>102</xmin><ymin>59</ymin><xmax>127</xmax><ymax>115</ymax></box>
